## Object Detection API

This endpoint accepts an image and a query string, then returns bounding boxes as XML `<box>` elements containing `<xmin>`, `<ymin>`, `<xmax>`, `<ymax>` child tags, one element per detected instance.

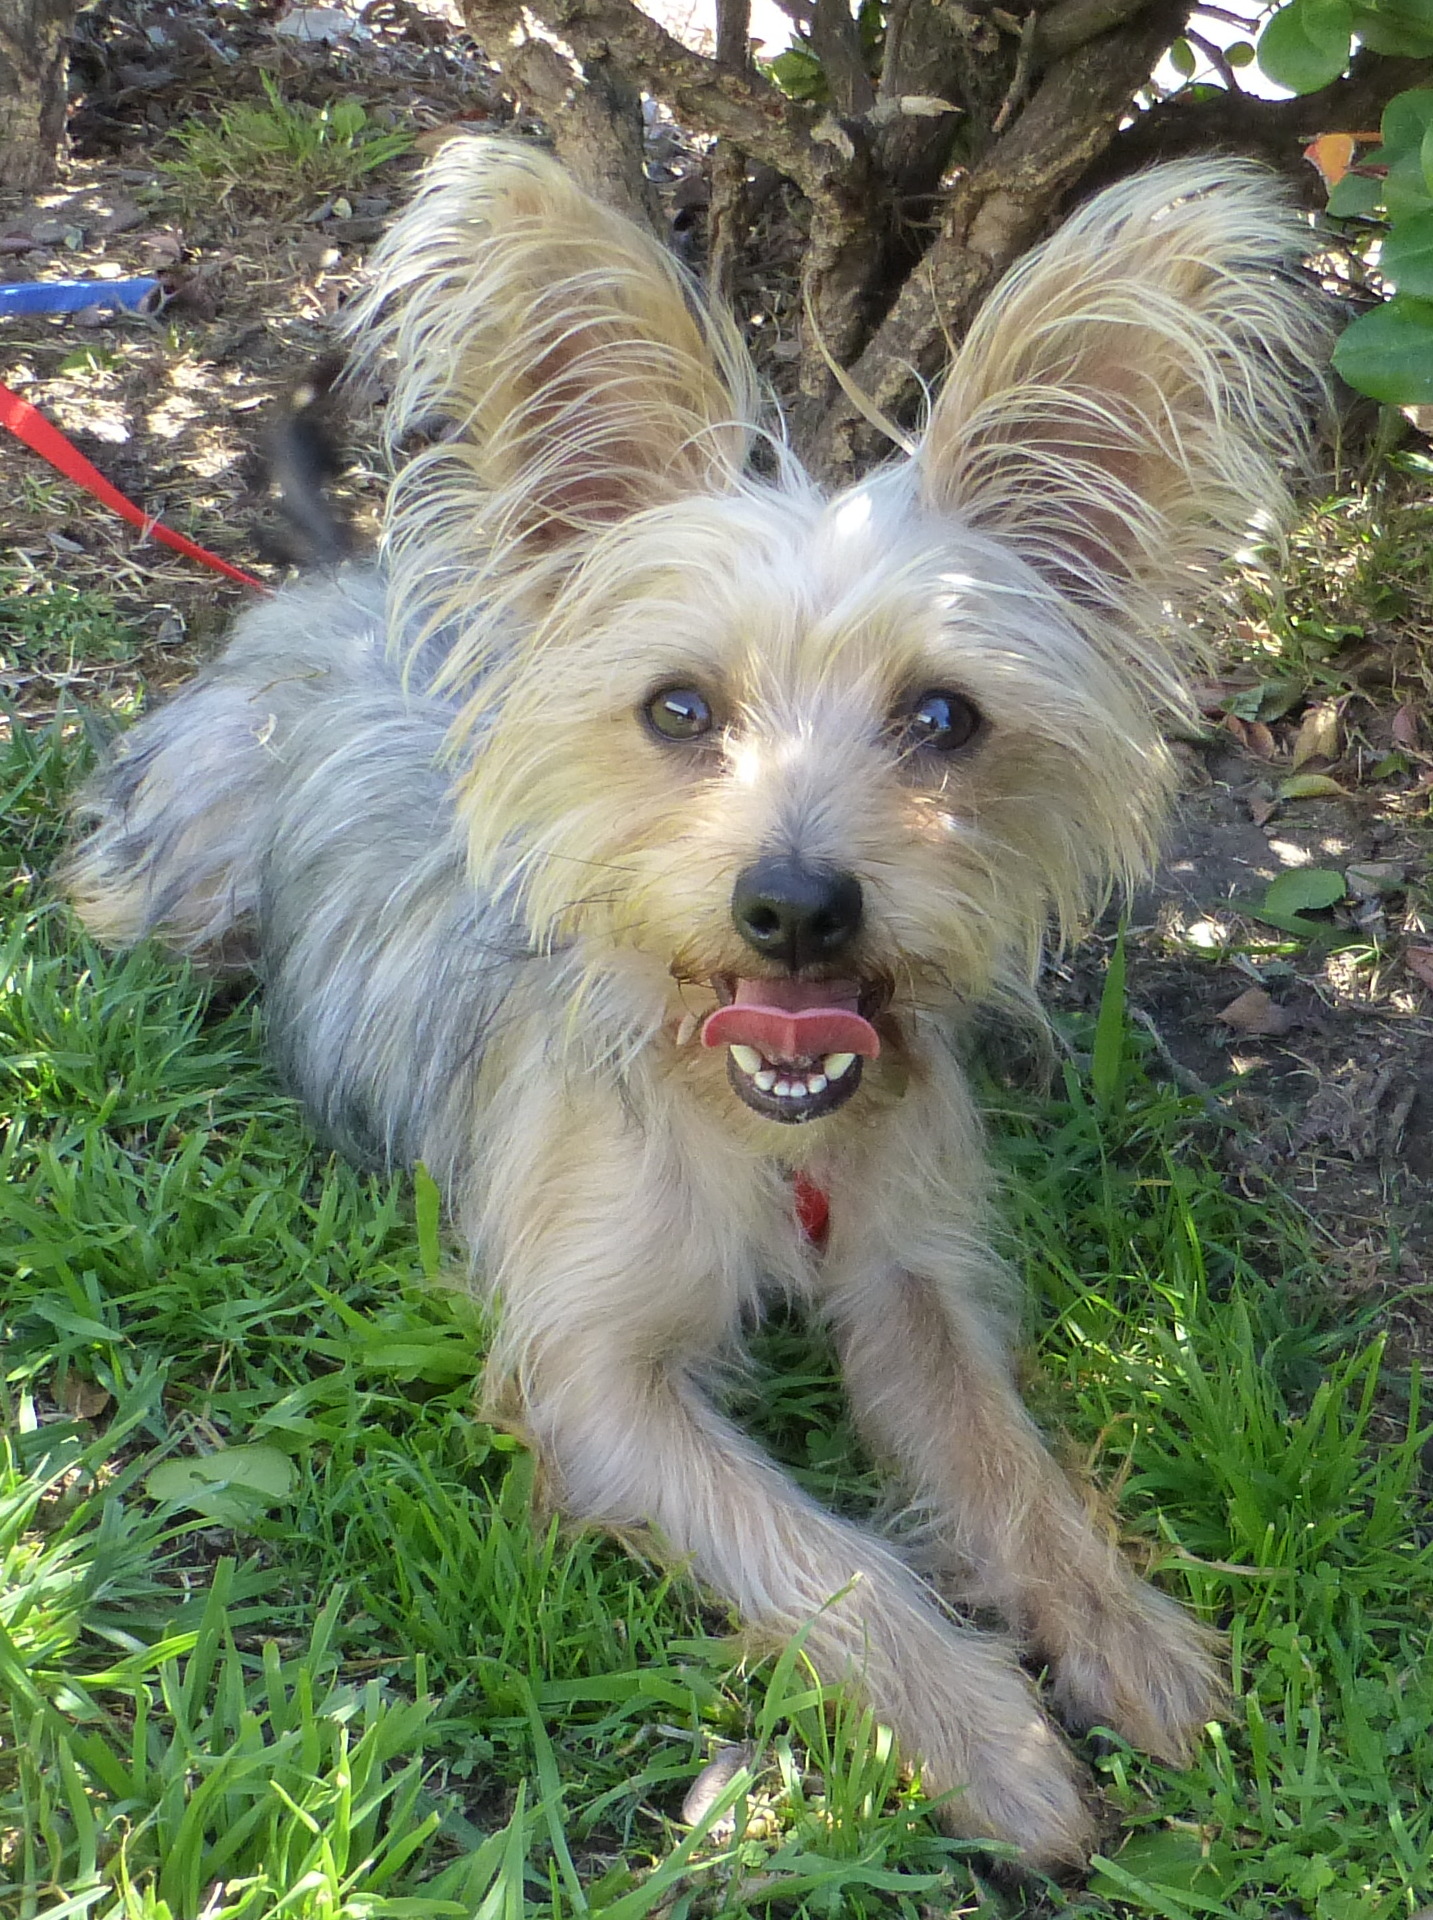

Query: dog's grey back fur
<box><xmin>66</xmin><ymin>567</ymin><xmax>530</xmax><ymax>1189</ymax></box>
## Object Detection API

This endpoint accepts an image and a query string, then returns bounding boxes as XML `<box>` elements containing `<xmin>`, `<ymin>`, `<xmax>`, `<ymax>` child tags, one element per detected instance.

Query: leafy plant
<box><xmin>160</xmin><ymin>73</ymin><xmax>413</xmax><ymax>210</ymax></box>
<box><xmin>1256</xmin><ymin>0</ymin><xmax>1433</xmax><ymax>405</ymax></box>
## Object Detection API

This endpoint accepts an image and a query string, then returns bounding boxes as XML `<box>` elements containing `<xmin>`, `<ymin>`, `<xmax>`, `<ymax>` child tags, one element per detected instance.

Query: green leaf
<box><xmin>414</xmin><ymin>1160</ymin><xmax>443</xmax><ymax>1280</ymax></box>
<box><xmin>1373</xmin><ymin>0</ymin><xmax>1433</xmax><ymax>29</ymax></box>
<box><xmin>1380</xmin><ymin>207</ymin><xmax>1433</xmax><ymax>291</ymax></box>
<box><xmin>1090</xmin><ymin>1830</ymin><xmax>1241</xmax><ymax>1900</ymax></box>
<box><xmin>327</xmin><ymin>98</ymin><xmax>368</xmax><ymax>139</ymax></box>
<box><xmin>1225</xmin><ymin>36</ymin><xmax>1257</xmax><ymax>61</ymax></box>
<box><xmin>1086</xmin><ymin>1853</ymin><xmax>1217</xmax><ymax>1918</ymax></box>
<box><xmin>1256</xmin><ymin>677</ymin><xmax>1308</xmax><ymax>721</ymax></box>
<box><xmin>1258</xmin><ymin>0</ymin><xmax>1355</xmax><ymax>92</ymax></box>
<box><xmin>1091</xmin><ymin>928</ymin><xmax>1127</xmax><ymax>1112</ymax></box>
<box><xmin>1326</xmin><ymin>168</ymin><xmax>1384</xmax><ymax>215</ymax></box>
<box><xmin>1262</xmin><ymin>868</ymin><xmax>1347</xmax><ymax>915</ymax></box>
<box><xmin>1381</xmin><ymin>86</ymin><xmax>1433</xmax><ymax>154</ymax></box>
<box><xmin>1353</xmin><ymin>2</ymin><xmax>1433</xmax><ymax>52</ymax></box>
<box><xmin>767</xmin><ymin>46</ymin><xmax>828</xmax><ymax>101</ymax></box>
<box><xmin>1383</xmin><ymin>146</ymin><xmax>1433</xmax><ymax>218</ymax></box>
<box><xmin>1333</xmin><ymin>294</ymin><xmax>1433</xmax><ymax>402</ymax></box>
<box><xmin>146</xmin><ymin>1445</ymin><xmax>298</xmax><ymax>1525</ymax></box>
<box><xmin>1277</xmin><ymin>771</ymin><xmax>1348</xmax><ymax>798</ymax></box>
<box><xmin>1169</xmin><ymin>36</ymin><xmax>1197</xmax><ymax>74</ymax></box>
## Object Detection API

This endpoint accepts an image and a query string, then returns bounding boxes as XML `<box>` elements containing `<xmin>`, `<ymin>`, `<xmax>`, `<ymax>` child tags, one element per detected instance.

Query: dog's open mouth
<box><xmin>700</xmin><ymin>977</ymin><xmax>881</xmax><ymax>1124</ymax></box>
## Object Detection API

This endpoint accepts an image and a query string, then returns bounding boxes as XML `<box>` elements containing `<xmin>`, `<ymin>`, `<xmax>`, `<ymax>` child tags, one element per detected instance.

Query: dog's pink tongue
<box><xmin>701</xmin><ymin>978</ymin><xmax>880</xmax><ymax>1059</ymax></box>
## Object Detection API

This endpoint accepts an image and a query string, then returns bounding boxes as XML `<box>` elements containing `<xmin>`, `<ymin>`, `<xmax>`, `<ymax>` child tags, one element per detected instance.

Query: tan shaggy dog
<box><xmin>65</xmin><ymin>139</ymin><xmax>1327</xmax><ymax>1868</ymax></box>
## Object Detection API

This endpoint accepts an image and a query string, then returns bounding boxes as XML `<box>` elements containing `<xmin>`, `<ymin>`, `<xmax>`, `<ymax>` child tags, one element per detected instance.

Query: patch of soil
<box><xmin>0</xmin><ymin>0</ymin><xmax>520</xmax><ymax>707</ymax></box>
<box><xmin>1062</xmin><ymin>728</ymin><xmax>1433</xmax><ymax>1377</ymax></box>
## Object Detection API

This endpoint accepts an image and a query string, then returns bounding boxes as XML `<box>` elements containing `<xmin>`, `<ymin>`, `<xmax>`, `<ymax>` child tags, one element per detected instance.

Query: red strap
<box><xmin>0</xmin><ymin>378</ymin><xmax>269</xmax><ymax>593</ymax></box>
<box><xmin>792</xmin><ymin>1172</ymin><xmax>830</xmax><ymax>1249</ymax></box>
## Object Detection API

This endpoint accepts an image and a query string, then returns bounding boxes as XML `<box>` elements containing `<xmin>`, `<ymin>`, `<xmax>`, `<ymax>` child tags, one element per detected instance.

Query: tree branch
<box><xmin>460</xmin><ymin>0</ymin><xmax>659</xmax><ymax>230</ymax></box>
<box><xmin>810</xmin><ymin>0</ymin><xmax>875</xmax><ymax>114</ymax></box>
<box><xmin>464</xmin><ymin>0</ymin><xmax>845</xmax><ymax>197</ymax></box>
<box><xmin>809</xmin><ymin>0</ymin><xmax>1193</xmax><ymax>476</ymax></box>
<box><xmin>1108</xmin><ymin>49</ymin><xmax>1433</xmax><ymax>177</ymax></box>
<box><xmin>709</xmin><ymin>0</ymin><xmax>753</xmax><ymax>298</ymax></box>
<box><xmin>1033</xmin><ymin>0</ymin><xmax>1150</xmax><ymax>59</ymax></box>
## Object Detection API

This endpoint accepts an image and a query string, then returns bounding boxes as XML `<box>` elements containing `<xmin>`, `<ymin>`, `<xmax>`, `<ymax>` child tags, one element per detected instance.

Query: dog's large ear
<box><xmin>918</xmin><ymin>162</ymin><xmax>1326</xmax><ymax>702</ymax></box>
<box><xmin>343</xmin><ymin>138</ymin><xmax>760</xmax><ymax>642</ymax></box>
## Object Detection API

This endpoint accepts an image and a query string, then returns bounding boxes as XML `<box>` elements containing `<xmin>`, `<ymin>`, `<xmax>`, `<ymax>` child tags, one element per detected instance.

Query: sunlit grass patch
<box><xmin>159</xmin><ymin>74</ymin><xmax>414</xmax><ymax>213</ymax></box>
<box><xmin>3</xmin><ymin>627</ymin><xmax>1432</xmax><ymax>1914</ymax></box>
<box><xmin>1222</xmin><ymin>474</ymin><xmax>1433</xmax><ymax>697</ymax></box>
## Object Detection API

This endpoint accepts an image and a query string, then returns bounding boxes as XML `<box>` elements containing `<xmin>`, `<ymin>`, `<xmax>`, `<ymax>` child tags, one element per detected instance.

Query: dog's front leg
<box><xmin>828</xmin><ymin>1263</ymin><xmax>1224</xmax><ymax>1766</ymax></box>
<box><xmin>484</xmin><ymin>1127</ymin><xmax>1090</xmax><ymax>1867</ymax></box>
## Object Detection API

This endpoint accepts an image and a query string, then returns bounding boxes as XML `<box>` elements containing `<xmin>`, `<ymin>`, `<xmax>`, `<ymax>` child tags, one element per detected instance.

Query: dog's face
<box><xmin>349</xmin><ymin>143</ymin><xmax>1319</xmax><ymax>1125</ymax></box>
<box><xmin>459</xmin><ymin>478</ymin><xmax>1168</xmax><ymax>1124</ymax></box>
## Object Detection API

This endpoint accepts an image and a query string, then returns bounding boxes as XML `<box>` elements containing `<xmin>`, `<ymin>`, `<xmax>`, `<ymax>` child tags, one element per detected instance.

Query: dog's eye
<box><xmin>644</xmin><ymin>686</ymin><xmax>713</xmax><ymax>742</ymax></box>
<box><xmin>898</xmin><ymin>690</ymin><xmax>982</xmax><ymax>754</ymax></box>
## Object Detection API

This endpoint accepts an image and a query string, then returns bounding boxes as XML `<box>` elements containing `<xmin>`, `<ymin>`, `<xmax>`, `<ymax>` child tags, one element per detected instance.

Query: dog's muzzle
<box><xmin>704</xmin><ymin>858</ymin><xmax>877</xmax><ymax>1123</ymax></box>
<box><xmin>702</xmin><ymin>975</ymin><xmax>880</xmax><ymax>1124</ymax></box>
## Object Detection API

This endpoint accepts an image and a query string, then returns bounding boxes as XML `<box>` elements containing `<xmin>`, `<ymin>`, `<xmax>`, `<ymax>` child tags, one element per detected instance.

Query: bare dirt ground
<box><xmin>4</xmin><ymin>0</ymin><xmax>1431</xmax><ymax>1366</ymax></box>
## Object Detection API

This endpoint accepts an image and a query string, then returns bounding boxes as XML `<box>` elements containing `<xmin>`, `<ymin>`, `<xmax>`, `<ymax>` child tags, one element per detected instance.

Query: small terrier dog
<box><xmin>65</xmin><ymin>140</ymin><xmax>1325</xmax><ymax>1867</ymax></box>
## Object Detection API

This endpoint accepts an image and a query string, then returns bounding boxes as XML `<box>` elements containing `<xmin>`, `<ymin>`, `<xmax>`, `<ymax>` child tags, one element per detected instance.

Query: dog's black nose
<box><xmin>731</xmin><ymin>857</ymin><xmax>864</xmax><ymax>970</ymax></box>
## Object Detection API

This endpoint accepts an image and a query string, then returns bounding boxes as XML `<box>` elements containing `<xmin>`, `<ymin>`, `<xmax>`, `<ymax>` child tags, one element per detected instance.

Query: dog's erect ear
<box><xmin>918</xmin><ymin>161</ymin><xmax>1326</xmax><ymax>698</ymax></box>
<box><xmin>343</xmin><ymin>138</ymin><xmax>760</xmax><ymax>635</ymax></box>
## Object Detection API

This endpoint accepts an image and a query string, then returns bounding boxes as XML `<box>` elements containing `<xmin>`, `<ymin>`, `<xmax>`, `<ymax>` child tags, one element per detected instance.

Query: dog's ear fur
<box><xmin>343</xmin><ymin>138</ymin><xmax>761</xmax><ymax>661</ymax></box>
<box><xmin>917</xmin><ymin>161</ymin><xmax>1328</xmax><ymax>705</ymax></box>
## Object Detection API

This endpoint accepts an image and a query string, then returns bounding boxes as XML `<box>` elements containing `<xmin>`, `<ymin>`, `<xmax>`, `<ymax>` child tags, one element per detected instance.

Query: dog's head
<box><xmin>349</xmin><ymin>142</ymin><xmax>1325</xmax><ymax>1125</ymax></box>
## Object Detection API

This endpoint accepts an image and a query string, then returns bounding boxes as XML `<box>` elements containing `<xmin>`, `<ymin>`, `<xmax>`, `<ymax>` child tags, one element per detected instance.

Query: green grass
<box><xmin>159</xmin><ymin>75</ymin><xmax>414</xmax><ymax>213</ymax></box>
<box><xmin>3</xmin><ymin>696</ymin><xmax>1431</xmax><ymax>1919</ymax></box>
<box><xmin>0</xmin><ymin>580</ymin><xmax>144</xmax><ymax>701</ymax></box>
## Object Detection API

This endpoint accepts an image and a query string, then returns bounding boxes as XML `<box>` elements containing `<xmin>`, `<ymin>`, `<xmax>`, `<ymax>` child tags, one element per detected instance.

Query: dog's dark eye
<box><xmin>897</xmin><ymin>690</ymin><xmax>982</xmax><ymax>754</ymax></box>
<box><xmin>644</xmin><ymin>686</ymin><xmax>713</xmax><ymax>742</ymax></box>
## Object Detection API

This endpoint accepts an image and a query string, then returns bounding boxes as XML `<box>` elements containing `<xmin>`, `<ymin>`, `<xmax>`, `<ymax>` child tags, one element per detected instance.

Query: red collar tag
<box><xmin>792</xmin><ymin>1172</ymin><xmax>830</xmax><ymax>1249</ymax></box>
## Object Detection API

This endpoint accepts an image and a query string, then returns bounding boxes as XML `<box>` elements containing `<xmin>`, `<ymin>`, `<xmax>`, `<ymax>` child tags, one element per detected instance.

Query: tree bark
<box><xmin>709</xmin><ymin>0</ymin><xmax>753</xmax><ymax>301</ymax></box>
<box><xmin>1106</xmin><ymin>48</ymin><xmax>1433</xmax><ymax>182</ymax></box>
<box><xmin>806</xmin><ymin>0</ymin><xmax>1193</xmax><ymax>475</ymax></box>
<box><xmin>462</xmin><ymin>0</ymin><xmax>661</xmax><ymax>236</ymax></box>
<box><xmin>0</xmin><ymin>0</ymin><xmax>75</xmax><ymax>189</ymax></box>
<box><xmin>457</xmin><ymin>0</ymin><xmax>1384</xmax><ymax>478</ymax></box>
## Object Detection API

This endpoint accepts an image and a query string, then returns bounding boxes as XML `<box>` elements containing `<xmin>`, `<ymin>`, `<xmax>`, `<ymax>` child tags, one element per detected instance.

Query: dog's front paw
<box><xmin>1043</xmin><ymin>1575</ymin><xmax>1225</xmax><ymax>1767</ymax></box>
<box><xmin>875</xmin><ymin>1627</ymin><xmax>1093</xmax><ymax>1871</ymax></box>
<box><xmin>920</xmin><ymin>1710</ymin><xmax>1093</xmax><ymax>1874</ymax></box>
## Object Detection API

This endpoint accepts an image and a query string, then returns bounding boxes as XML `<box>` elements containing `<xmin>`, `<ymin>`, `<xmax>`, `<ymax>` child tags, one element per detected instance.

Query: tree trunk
<box><xmin>454</xmin><ymin>0</ymin><xmax>1417</xmax><ymax>477</ymax></box>
<box><xmin>0</xmin><ymin>0</ymin><xmax>74</xmax><ymax>190</ymax></box>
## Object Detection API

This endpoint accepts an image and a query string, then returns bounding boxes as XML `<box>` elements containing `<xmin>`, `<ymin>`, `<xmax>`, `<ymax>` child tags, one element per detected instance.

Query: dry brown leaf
<box><xmin>1215</xmin><ymin>987</ymin><xmax>1296</xmax><ymax>1036</ymax></box>
<box><xmin>1405</xmin><ymin>947</ymin><xmax>1433</xmax><ymax>993</ymax></box>
<box><xmin>1290</xmin><ymin>701</ymin><xmax>1341</xmax><ymax>769</ymax></box>
<box><xmin>1247</xmin><ymin>790</ymin><xmax>1278</xmax><ymax>827</ymax></box>
<box><xmin>1192</xmin><ymin>678</ymin><xmax>1257</xmax><ymax>715</ymax></box>
<box><xmin>1303</xmin><ymin>131</ymin><xmax>1358</xmax><ymax>186</ymax></box>
<box><xmin>681</xmin><ymin>1741</ymin><xmax>755</xmax><ymax>1830</ymax></box>
<box><xmin>136</xmin><ymin>228</ymin><xmax>185</xmax><ymax>267</ymax></box>
<box><xmin>59</xmin><ymin>1372</ymin><xmax>113</xmax><ymax>1419</ymax></box>
<box><xmin>1392</xmin><ymin>704</ymin><xmax>1422</xmax><ymax>752</ymax></box>
<box><xmin>1344</xmin><ymin>861</ymin><xmax>1404</xmax><ymax>898</ymax></box>
<box><xmin>1246</xmin><ymin>721</ymin><xmax>1277</xmax><ymax>760</ymax></box>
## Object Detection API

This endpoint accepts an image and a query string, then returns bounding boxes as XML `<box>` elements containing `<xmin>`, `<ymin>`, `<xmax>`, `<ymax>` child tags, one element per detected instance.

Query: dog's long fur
<box><xmin>64</xmin><ymin>141</ymin><xmax>1327</xmax><ymax>1867</ymax></box>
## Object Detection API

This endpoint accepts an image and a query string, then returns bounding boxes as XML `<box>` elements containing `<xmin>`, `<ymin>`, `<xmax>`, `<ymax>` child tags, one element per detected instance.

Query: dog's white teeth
<box><xmin>754</xmin><ymin>1069</ymin><xmax>777</xmax><ymax>1091</ymax></box>
<box><xmin>807</xmin><ymin>1073</ymin><xmax>827</xmax><ymax>1094</ymax></box>
<box><xmin>729</xmin><ymin>1044</ymin><xmax>764</xmax><ymax>1076</ymax></box>
<box><xmin>823</xmin><ymin>1052</ymin><xmax>856</xmax><ymax>1080</ymax></box>
<box><xmin>774</xmin><ymin>1078</ymin><xmax>795</xmax><ymax>1097</ymax></box>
